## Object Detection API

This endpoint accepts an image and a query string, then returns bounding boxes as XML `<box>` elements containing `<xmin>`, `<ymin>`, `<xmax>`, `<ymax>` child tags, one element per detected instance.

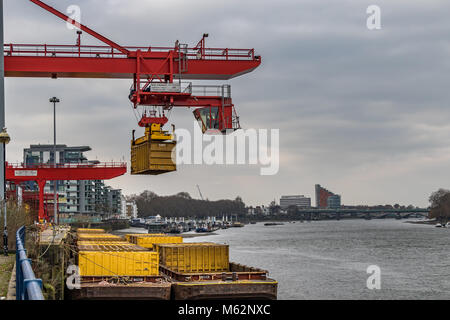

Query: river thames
<box><xmin>183</xmin><ymin>219</ymin><xmax>450</xmax><ymax>299</ymax></box>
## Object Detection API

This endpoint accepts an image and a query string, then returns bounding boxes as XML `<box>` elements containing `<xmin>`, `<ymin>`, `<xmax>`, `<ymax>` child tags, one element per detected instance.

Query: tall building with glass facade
<box><xmin>315</xmin><ymin>184</ymin><xmax>341</xmax><ymax>209</ymax></box>
<box><xmin>23</xmin><ymin>144</ymin><xmax>123</xmax><ymax>219</ymax></box>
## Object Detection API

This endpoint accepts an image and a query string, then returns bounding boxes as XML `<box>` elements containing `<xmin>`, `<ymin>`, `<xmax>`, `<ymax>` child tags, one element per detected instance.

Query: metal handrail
<box><xmin>3</xmin><ymin>43</ymin><xmax>257</xmax><ymax>61</ymax></box>
<box><xmin>139</xmin><ymin>81</ymin><xmax>232</xmax><ymax>98</ymax></box>
<box><xmin>7</xmin><ymin>162</ymin><xmax>127</xmax><ymax>169</ymax></box>
<box><xmin>15</xmin><ymin>226</ymin><xmax>44</xmax><ymax>300</ymax></box>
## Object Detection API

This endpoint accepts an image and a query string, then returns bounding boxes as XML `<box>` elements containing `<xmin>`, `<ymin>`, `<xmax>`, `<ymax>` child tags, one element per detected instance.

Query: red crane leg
<box><xmin>37</xmin><ymin>180</ymin><xmax>46</xmax><ymax>221</ymax></box>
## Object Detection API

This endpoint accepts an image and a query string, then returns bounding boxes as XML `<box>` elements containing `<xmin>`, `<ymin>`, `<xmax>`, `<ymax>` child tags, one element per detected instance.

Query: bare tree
<box><xmin>429</xmin><ymin>188</ymin><xmax>450</xmax><ymax>223</ymax></box>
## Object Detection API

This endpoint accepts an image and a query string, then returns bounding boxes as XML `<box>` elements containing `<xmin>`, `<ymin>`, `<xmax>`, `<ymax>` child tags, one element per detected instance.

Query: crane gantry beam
<box><xmin>4</xmin><ymin>0</ymin><xmax>260</xmax><ymax>80</ymax></box>
<box><xmin>4</xmin><ymin>49</ymin><xmax>260</xmax><ymax>80</ymax></box>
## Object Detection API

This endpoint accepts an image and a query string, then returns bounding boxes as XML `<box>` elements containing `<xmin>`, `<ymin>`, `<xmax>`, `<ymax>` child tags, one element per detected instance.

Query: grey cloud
<box><xmin>3</xmin><ymin>0</ymin><xmax>450</xmax><ymax>207</ymax></box>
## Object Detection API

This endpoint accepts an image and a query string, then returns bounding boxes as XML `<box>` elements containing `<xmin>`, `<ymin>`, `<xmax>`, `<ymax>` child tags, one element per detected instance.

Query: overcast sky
<box><xmin>3</xmin><ymin>0</ymin><xmax>450</xmax><ymax>207</ymax></box>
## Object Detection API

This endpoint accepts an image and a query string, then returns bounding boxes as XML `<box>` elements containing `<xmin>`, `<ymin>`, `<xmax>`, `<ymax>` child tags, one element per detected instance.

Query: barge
<box><xmin>160</xmin><ymin>262</ymin><xmax>278</xmax><ymax>300</ymax></box>
<box><xmin>65</xmin><ymin>228</ymin><xmax>278</xmax><ymax>300</ymax></box>
<box><xmin>68</xmin><ymin>276</ymin><xmax>171</xmax><ymax>300</ymax></box>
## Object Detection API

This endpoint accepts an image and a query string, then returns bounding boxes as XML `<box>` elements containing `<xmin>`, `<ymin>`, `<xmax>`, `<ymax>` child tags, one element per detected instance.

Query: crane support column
<box><xmin>0</xmin><ymin>0</ymin><xmax>5</xmax><ymax>228</ymax></box>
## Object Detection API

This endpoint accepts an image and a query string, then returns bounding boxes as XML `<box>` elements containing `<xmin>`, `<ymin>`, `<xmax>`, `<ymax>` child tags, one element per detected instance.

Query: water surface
<box><xmin>184</xmin><ymin>219</ymin><xmax>450</xmax><ymax>299</ymax></box>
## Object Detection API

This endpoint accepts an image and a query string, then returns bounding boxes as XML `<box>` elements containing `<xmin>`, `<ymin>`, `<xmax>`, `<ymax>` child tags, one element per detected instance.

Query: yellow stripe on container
<box><xmin>78</xmin><ymin>251</ymin><xmax>159</xmax><ymax>276</ymax></box>
<box><xmin>157</xmin><ymin>243</ymin><xmax>229</xmax><ymax>273</ymax></box>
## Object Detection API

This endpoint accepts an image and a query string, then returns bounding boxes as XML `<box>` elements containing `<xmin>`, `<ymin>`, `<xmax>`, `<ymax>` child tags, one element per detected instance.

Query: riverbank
<box><xmin>404</xmin><ymin>219</ymin><xmax>437</xmax><ymax>225</ymax></box>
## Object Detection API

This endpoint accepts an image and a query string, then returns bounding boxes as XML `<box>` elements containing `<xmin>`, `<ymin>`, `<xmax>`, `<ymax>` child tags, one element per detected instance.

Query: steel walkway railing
<box><xmin>15</xmin><ymin>226</ymin><xmax>44</xmax><ymax>300</ymax></box>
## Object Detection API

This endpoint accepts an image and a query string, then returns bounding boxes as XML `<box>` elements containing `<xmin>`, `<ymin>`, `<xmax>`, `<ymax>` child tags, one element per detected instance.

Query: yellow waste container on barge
<box><xmin>78</xmin><ymin>251</ymin><xmax>159</xmax><ymax>277</ymax></box>
<box><xmin>156</xmin><ymin>243</ymin><xmax>229</xmax><ymax>273</ymax></box>
<box><xmin>125</xmin><ymin>233</ymin><xmax>166</xmax><ymax>243</ymax></box>
<box><xmin>128</xmin><ymin>234</ymin><xmax>183</xmax><ymax>249</ymax></box>
<box><xmin>76</xmin><ymin>228</ymin><xmax>106</xmax><ymax>234</ymax></box>
<box><xmin>77</xmin><ymin>234</ymin><xmax>123</xmax><ymax>242</ymax></box>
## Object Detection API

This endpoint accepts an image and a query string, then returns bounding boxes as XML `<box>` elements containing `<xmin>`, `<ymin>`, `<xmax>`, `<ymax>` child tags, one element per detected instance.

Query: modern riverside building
<box><xmin>315</xmin><ymin>184</ymin><xmax>341</xmax><ymax>209</ymax></box>
<box><xmin>280</xmin><ymin>195</ymin><xmax>311</xmax><ymax>209</ymax></box>
<box><xmin>122</xmin><ymin>197</ymin><xmax>138</xmax><ymax>219</ymax></box>
<box><xmin>327</xmin><ymin>194</ymin><xmax>341</xmax><ymax>209</ymax></box>
<box><xmin>23</xmin><ymin>144</ymin><xmax>123</xmax><ymax>219</ymax></box>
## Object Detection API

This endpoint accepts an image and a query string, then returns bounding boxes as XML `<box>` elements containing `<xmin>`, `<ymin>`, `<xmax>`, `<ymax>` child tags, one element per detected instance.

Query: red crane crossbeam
<box><xmin>3</xmin><ymin>44</ymin><xmax>260</xmax><ymax>80</ymax></box>
<box><xmin>6</xmin><ymin>162</ymin><xmax>127</xmax><ymax>221</ymax></box>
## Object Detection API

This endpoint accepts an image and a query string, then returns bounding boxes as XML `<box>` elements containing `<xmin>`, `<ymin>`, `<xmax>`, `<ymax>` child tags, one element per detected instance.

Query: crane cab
<box><xmin>193</xmin><ymin>105</ymin><xmax>240</xmax><ymax>134</ymax></box>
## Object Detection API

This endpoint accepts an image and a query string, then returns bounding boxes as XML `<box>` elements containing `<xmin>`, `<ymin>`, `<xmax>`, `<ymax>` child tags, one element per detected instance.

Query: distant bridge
<box><xmin>295</xmin><ymin>208</ymin><xmax>429</xmax><ymax>220</ymax></box>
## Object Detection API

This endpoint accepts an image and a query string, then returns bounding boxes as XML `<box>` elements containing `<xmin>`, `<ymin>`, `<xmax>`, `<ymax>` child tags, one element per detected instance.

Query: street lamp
<box><xmin>0</xmin><ymin>127</ymin><xmax>10</xmax><ymax>256</ymax></box>
<box><xmin>49</xmin><ymin>97</ymin><xmax>60</xmax><ymax>224</ymax></box>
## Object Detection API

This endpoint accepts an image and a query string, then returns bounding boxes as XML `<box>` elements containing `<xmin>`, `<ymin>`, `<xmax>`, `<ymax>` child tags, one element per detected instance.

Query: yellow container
<box><xmin>157</xmin><ymin>243</ymin><xmax>229</xmax><ymax>273</ymax></box>
<box><xmin>78</xmin><ymin>251</ymin><xmax>159</xmax><ymax>276</ymax></box>
<box><xmin>134</xmin><ymin>236</ymin><xmax>183</xmax><ymax>249</ymax></box>
<box><xmin>128</xmin><ymin>234</ymin><xmax>169</xmax><ymax>244</ymax></box>
<box><xmin>131</xmin><ymin>141</ymin><xmax>176</xmax><ymax>175</ymax></box>
<box><xmin>77</xmin><ymin>243</ymin><xmax>148</xmax><ymax>252</ymax></box>
<box><xmin>77</xmin><ymin>241</ymin><xmax>137</xmax><ymax>246</ymax></box>
<box><xmin>125</xmin><ymin>233</ymin><xmax>165</xmax><ymax>243</ymax></box>
<box><xmin>77</xmin><ymin>228</ymin><xmax>106</xmax><ymax>234</ymax></box>
<box><xmin>77</xmin><ymin>234</ymin><xmax>123</xmax><ymax>241</ymax></box>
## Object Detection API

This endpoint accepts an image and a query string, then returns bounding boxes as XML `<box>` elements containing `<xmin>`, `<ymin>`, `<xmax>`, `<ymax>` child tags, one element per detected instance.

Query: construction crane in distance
<box><xmin>4</xmin><ymin>0</ymin><xmax>261</xmax><ymax>175</ymax></box>
<box><xmin>196</xmin><ymin>185</ymin><xmax>204</xmax><ymax>201</ymax></box>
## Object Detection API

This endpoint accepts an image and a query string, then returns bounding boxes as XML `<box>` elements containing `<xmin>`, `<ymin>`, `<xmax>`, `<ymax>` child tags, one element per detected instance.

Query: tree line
<box><xmin>127</xmin><ymin>190</ymin><xmax>247</xmax><ymax>218</ymax></box>
<box><xmin>429</xmin><ymin>188</ymin><xmax>450</xmax><ymax>223</ymax></box>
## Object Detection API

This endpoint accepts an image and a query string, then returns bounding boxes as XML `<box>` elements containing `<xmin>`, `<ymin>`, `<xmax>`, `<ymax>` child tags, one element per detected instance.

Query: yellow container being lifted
<box><xmin>156</xmin><ymin>243</ymin><xmax>229</xmax><ymax>273</ymax></box>
<box><xmin>131</xmin><ymin>235</ymin><xmax>183</xmax><ymax>249</ymax></box>
<box><xmin>78</xmin><ymin>250</ymin><xmax>159</xmax><ymax>276</ymax></box>
<box><xmin>131</xmin><ymin>123</ymin><xmax>176</xmax><ymax>175</ymax></box>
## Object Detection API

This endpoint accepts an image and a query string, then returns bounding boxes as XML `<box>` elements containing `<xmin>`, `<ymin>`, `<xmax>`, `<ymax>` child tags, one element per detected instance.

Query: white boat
<box><xmin>446</xmin><ymin>222</ymin><xmax>450</xmax><ymax>228</ymax></box>
<box><xmin>435</xmin><ymin>223</ymin><xmax>442</xmax><ymax>228</ymax></box>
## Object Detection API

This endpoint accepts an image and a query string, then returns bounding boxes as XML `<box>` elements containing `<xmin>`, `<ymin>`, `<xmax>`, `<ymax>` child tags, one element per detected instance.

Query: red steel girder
<box><xmin>6</xmin><ymin>162</ymin><xmax>127</xmax><ymax>221</ymax></box>
<box><xmin>29</xmin><ymin>0</ymin><xmax>129</xmax><ymax>55</ymax></box>
<box><xmin>3</xmin><ymin>1</ymin><xmax>260</xmax><ymax>80</ymax></box>
<box><xmin>130</xmin><ymin>93</ymin><xmax>233</xmax><ymax>108</ymax></box>
<box><xmin>6</xmin><ymin>163</ymin><xmax>127</xmax><ymax>181</ymax></box>
<box><xmin>4</xmin><ymin>54</ymin><xmax>260</xmax><ymax>80</ymax></box>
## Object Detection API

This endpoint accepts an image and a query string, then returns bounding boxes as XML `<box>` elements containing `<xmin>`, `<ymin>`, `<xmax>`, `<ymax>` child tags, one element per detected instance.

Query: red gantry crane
<box><xmin>3</xmin><ymin>0</ymin><xmax>261</xmax><ymax>177</ymax></box>
<box><xmin>4</xmin><ymin>0</ymin><xmax>261</xmax><ymax>142</ymax></box>
<box><xmin>3</xmin><ymin>0</ymin><xmax>260</xmax><ymax>220</ymax></box>
<box><xmin>6</xmin><ymin>162</ymin><xmax>127</xmax><ymax>221</ymax></box>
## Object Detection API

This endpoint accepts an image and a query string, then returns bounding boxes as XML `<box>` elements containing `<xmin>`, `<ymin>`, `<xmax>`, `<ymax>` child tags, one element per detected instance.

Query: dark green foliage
<box><xmin>128</xmin><ymin>191</ymin><xmax>246</xmax><ymax>218</ymax></box>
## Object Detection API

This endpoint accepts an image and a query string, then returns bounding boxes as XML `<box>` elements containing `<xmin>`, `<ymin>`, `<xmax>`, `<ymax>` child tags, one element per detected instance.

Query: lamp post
<box><xmin>0</xmin><ymin>127</ymin><xmax>10</xmax><ymax>256</ymax></box>
<box><xmin>49</xmin><ymin>97</ymin><xmax>60</xmax><ymax>224</ymax></box>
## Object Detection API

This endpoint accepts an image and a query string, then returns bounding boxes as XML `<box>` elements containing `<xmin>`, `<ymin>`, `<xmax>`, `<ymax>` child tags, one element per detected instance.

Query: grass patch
<box><xmin>0</xmin><ymin>254</ymin><xmax>15</xmax><ymax>298</ymax></box>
